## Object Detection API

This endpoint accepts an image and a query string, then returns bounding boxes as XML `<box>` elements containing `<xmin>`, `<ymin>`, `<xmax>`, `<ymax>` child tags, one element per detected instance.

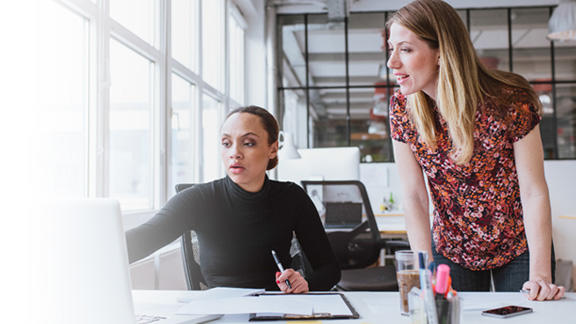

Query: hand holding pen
<box><xmin>271</xmin><ymin>250</ymin><xmax>309</xmax><ymax>293</ymax></box>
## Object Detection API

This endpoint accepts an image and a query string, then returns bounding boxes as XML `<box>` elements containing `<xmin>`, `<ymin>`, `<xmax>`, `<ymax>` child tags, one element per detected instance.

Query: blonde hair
<box><xmin>388</xmin><ymin>0</ymin><xmax>541</xmax><ymax>164</ymax></box>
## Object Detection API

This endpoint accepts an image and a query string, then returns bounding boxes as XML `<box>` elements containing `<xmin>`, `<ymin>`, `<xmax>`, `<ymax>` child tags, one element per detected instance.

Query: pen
<box><xmin>271</xmin><ymin>250</ymin><xmax>292</xmax><ymax>289</ymax></box>
<box><xmin>419</xmin><ymin>251</ymin><xmax>438</xmax><ymax>324</ymax></box>
<box><xmin>428</xmin><ymin>261</ymin><xmax>436</xmax><ymax>275</ymax></box>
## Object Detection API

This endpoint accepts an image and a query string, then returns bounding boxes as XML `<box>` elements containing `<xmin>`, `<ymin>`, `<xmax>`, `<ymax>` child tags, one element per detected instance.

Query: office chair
<box><xmin>301</xmin><ymin>180</ymin><xmax>409</xmax><ymax>291</ymax></box>
<box><xmin>175</xmin><ymin>183</ymin><xmax>207</xmax><ymax>290</ymax></box>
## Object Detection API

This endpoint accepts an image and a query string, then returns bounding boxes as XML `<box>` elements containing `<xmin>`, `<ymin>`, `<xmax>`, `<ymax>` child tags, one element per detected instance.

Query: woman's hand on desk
<box><xmin>522</xmin><ymin>279</ymin><xmax>565</xmax><ymax>301</ymax></box>
<box><xmin>276</xmin><ymin>269</ymin><xmax>309</xmax><ymax>293</ymax></box>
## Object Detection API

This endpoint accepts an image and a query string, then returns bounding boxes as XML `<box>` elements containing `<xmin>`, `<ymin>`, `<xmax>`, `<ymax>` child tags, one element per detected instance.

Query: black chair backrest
<box><xmin>175</xmin><ymin>183</ymin><xmax>206</xmax><ymax>290</ymax></box>
<box><xmin>301</xmin><ymin>180</ymin><xmax>382</xmax><ymax>269</ymax></box>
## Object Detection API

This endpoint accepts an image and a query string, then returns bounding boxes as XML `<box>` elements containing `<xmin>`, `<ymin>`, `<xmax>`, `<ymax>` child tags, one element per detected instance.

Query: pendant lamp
<box><xmin>278</xmin><ymin>131</ymin><xmax>301</xmax><ymax>160</ymax></box>
<box><xmin>548</xmin><ymin>0</ymin><xmax>576</xmax><ymax>41</ymax></box>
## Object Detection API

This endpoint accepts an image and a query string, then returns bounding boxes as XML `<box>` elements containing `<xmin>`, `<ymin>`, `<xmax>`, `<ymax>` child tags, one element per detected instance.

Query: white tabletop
<box><xmin>133</xmin><ymin>290</ymin><xmax>576</xmax><ymax>324</ymax></box>
<box><xmin>376</xmin><ymin>215</ymin><xmax>406</xmax><ymax>234</ymax></box>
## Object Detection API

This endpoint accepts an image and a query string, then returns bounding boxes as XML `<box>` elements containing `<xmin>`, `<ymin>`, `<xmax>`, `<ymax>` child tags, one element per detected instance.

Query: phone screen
<box><xmin>482</xmin><ymin>305</ymin><xmax>533</xmax><ymax>317</ymax></box>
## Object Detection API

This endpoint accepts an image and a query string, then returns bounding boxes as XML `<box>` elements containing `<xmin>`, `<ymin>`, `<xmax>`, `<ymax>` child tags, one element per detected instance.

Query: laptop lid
<box><xmin>35</xmin><ymin>199</ymin><xmax>136</xmax><ymax>324</ymax></box>
<box><xmin>324</xmin><ymin>202</ymin><xmax>363</xmax><ymax>228</ymax></box>
<box><xmin>35</xmin><ymin>199</ymin><xmax>221</xmax><ymax>324</ymax></box>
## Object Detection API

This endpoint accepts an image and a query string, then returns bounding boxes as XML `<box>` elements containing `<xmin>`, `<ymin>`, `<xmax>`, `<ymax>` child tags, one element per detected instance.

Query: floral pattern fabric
<box><xmin>389</xmin><ymin>89</ymin><xmax>541</xmax><ymax>270</ymax></box>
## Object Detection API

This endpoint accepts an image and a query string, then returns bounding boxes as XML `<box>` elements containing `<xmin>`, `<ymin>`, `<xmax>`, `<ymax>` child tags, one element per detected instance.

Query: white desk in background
<box><xmin>133</xmin><ymin>290</ymin><xmax>576</xmax><ymax>324</ymax></box>
<box><xmin>375</xmin><ymin>213</ymin><xmax>406</xmax><ymax>238</ymax></box>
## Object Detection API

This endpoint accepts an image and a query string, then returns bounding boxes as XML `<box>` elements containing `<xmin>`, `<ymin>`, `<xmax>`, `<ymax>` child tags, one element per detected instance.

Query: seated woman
<box><xmin>126</xmin><ymin>105</ymin><xmax>340</xmax><ymax>293</ymax></box>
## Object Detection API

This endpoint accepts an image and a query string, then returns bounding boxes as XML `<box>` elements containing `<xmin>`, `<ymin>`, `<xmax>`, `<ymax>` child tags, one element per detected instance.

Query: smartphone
<box><xmin>481</xmin><ymin>305</ymin><xmax>533</xmax><ymax>318</ymax></box>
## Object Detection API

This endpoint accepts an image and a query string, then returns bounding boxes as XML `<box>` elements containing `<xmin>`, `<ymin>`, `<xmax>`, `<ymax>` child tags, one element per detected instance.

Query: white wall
<box><xmin>543</xmin><ymin>161</ymin><xmax>576</xmax><ymax>286</ymax></box>
<box><xmin>360</xmin><ymin>160</ymin><xmax>576</xmax><ymax>286</ymax></box>
<box><xmin>360</xmin><ymin>162</ymin><xmax>404</xmax><ymax>214</ymax></box>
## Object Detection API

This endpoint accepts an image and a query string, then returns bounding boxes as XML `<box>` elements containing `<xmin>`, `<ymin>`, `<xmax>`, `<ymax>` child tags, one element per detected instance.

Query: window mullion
<box><xmin>197</xmin><ymin>0</ymin><xmax>205</xmax><ymax>182</ymax></box>
<box><xmin>222</xmin><ymin>0</ymin><xmax>231</xmax><ymax>178</ymax></box>
<box><xmin>109</xmin><ymin>20</ymin><xmax>161</xmax><ymax>63</ymax></box>
<box><xmin>96</xmin><ymin>0</ymin><xmax>111</xmax><ymax>198</ymax></box>
<box><xmin>224</xmin><ymin>0</ymin><xmax>230</xmax><ymax>113</ymax></box>
<box><xmin>172</xmin><ymin>60</ymin><xmax>201</xmax><ymax>84</ymax></box>
<box><xmin>56</xmin><ymin>0</ymin><xmax>98</xmax><ymax>19</ymax></box>
<box><xmin>157</xmin><ymin>0</ymin><xmax>170</xmax><ymax>206</ymax></box>
<box><xmin>87</xmin><ymin>5</ymin><xmax>98</xmax><ymax>198</ymax></box>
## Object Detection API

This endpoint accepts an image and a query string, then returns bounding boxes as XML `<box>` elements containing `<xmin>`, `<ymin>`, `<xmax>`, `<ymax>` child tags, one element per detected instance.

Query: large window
<box><xmin>110</xmin><ymin>0</ymin><xmax>158</xmax><ymax>46</ymax></box>
<box><xmin>278</xmin><ymin>6</ymin><xmax>576</xmax><ymax>161</ymax></box>
<box><xmin>202</xmin><ymin>0</ymin><xmax>225</xmax><ymax>91</ymax></box>
<box><xmin>109</xmin><ymin>39</ymin><xmax>154</xmax><ymax>210</ymax></box>
<box><xmin>35</xmin><ymin>0</ymin><xmax>88</xmax><ymax>197</ymax></box>
<box><xmin>41</xmin><ymin>0</ymin><xmax>247</xmax><ymax>213</ymax></box>
<box><xmin>202</xmin><ymin>94</ymin><xmax>222</xmax><ymax>183</ymax></box>
<box><xmin>170</xmin><ymin>73</ymin><xmax>196</xmax><ymax>194</ymax></box>
<box><xmin>171</xmin><ymin>0</ymin><xmax>197</xmax><ymax>71</ymax></box>
<box><xmin>229</xmin><ymin>6</ymin><xmax>246</xmax><ymax>103</ymax></box>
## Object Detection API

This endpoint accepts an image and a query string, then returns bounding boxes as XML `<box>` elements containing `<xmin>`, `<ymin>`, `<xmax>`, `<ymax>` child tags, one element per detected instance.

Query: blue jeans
<box><xmin>431</xmin><ymin>241</ymin><xmax>556</xmax><ymax>292</ymax></box>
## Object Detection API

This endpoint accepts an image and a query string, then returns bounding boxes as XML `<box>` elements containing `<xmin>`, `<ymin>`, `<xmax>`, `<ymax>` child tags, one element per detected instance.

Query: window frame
<box><xmin>53</xmin><ymin>0</ymin><xmax>248</xmax><ymax>217</ymax></box>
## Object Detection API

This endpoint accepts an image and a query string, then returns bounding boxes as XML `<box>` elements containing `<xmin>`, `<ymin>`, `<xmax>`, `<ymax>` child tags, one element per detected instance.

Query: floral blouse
<box><xmin>389</xmin><ymin>88</ymin><xmax>541</xmax><ymax>270</ymax></box>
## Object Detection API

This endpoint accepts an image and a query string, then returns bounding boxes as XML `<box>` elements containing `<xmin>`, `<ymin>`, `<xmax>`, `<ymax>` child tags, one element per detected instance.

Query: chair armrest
<box><xmin>350</xmin><ymin>221</ymin><xmax>369</xmax><ymax>236</ymax></box>
<box><xmin>382</xmin><ymin>240</ymin><xmax>410</xmax><ymax>250</ymax></box>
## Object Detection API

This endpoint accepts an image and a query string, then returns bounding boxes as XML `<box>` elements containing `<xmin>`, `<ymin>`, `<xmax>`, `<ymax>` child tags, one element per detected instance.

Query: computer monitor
<box><xmin>276</xmin><ymin>146</ymin><xmax>360</xmax><ymax>185</ymax></box>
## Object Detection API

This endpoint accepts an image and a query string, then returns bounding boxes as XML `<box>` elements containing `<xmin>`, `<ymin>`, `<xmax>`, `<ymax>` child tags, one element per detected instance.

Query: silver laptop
<box><xmin>37</xmin><ymin>199</ymin><xmax>219</xmax><ymax>324</ymax></box>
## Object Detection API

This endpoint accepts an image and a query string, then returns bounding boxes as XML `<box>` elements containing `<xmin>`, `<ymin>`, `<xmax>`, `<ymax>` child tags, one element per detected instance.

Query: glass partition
<box><xmin>277</xmin><ymin>6</ymin><xmax>576</xmax><ymax>161</ymax></box>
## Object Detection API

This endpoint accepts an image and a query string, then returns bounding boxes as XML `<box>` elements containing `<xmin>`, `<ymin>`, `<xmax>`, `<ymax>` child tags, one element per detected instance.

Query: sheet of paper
<box><xmin>134</xmin><ymin>302</ymin><xmax>222</xmax><ymax>323</ymax></box>
<box><xmin>177</xmin><ymin>287</ymin><xmax>265</xmax><ymax>303</ymax></box>
<box><xmin>177</xmin><ymin>296</ymin><xmax>313</xmax><ymax>315</ymax></box>
<box><xmin>256</xmin><ymin>294</ymin><xmax>353</xmax><ymax>316</ymax></box>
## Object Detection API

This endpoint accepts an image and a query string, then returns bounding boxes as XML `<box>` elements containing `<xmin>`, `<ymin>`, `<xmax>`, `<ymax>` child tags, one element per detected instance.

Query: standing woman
<box><xmin>126</xmin><ymin>106</ymin><xmax>340</xmax><ymax>293</ymax></box>
<box><xmin>387</xmin><ymin>0</ymin><xmax>564</xmax><ymax>300</ymax></box>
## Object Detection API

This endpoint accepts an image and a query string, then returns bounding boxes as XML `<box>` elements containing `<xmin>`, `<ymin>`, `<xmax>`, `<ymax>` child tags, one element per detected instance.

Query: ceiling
<box><xmin>273</xmin><ymin>0</ymin><xmax>562</xmax><ymax>14</ymax></box>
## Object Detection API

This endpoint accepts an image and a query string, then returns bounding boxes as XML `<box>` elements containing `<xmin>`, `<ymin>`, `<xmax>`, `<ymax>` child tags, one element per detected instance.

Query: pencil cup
<box><xmin>446</xmin><ymin>294</ymin><xmax>460</xmax><ymax>324</ymax></box>
<box><xmin>408</xmin><ymin>287</ymin><xmax>426</xmax><ymax>324</ymax></box>
<box><xmin>408</xmin><ymin>289</ymin><xmax>460</xmax><ymax>324</ymax></box>
<box><xmin>395</xmin><ymin>250</ymin><xmax>420</xmax><ymax>315</ymax></box>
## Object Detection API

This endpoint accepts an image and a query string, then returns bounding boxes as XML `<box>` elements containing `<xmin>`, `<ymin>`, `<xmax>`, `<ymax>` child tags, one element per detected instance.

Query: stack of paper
<box><xmin>177</xmin><ymin>296</ymin><xmax>313</xmax><ymax>315</ymax></box>
<box><xmin>177</xmin><ymin>287</ymin><xmax>265</xmax><ymax>303</ymax></box>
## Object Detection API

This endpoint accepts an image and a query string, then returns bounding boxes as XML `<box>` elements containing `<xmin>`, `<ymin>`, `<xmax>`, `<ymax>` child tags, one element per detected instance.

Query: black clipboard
<box><xmin>248</xmin><ymin>292</ymin><xmax>360</xmax><ymax>321</ymax></box>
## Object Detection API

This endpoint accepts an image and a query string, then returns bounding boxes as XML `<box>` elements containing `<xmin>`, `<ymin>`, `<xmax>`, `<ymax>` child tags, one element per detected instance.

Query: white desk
<box><xmin>376</xmin><ymin>214</ymin><xmax>406</xmax><ymax>236</ymax></box>
<box><xmin>133</xmin><ymin>290</ymin><xmax>576</xmax><ymax>324</ymax></box>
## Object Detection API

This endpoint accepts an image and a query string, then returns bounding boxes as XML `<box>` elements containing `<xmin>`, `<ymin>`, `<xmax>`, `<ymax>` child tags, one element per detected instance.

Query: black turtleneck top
<box><xmin>125</xmin><ymin>176</ymin><xmax>340</xmax><ymax>291</ymax></box>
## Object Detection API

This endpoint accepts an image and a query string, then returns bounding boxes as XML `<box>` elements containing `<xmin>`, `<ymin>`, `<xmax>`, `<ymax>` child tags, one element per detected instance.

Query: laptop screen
<box><xmin>324</xmin><ymin>202</ymin><xmax>362</xmax><ymax>228</ymax></box>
